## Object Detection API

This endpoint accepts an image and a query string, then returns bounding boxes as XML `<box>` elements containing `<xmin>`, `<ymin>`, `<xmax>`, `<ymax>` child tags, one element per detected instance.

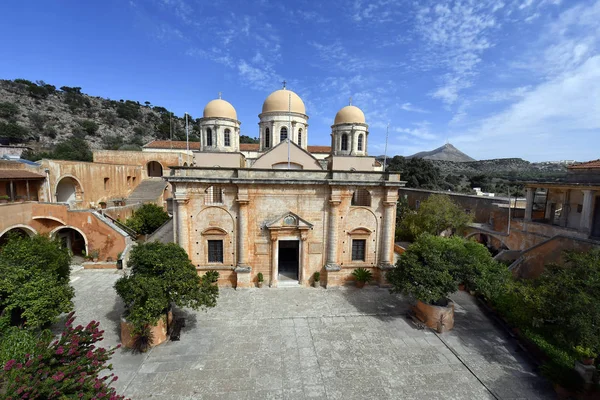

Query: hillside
<box><xmin>431</xmin><ymin>158</ymin><xmax>569</xmax><ymax>180</ymax></box>
<box><xmin>407</xmin><ymin>143</ymin><xmax>476</xmax><ymax>162</ymax></box>
<box><xmin>0</xmin><ymin>79</ymin><xmax>203</xmax><ymax>152</ymax></box>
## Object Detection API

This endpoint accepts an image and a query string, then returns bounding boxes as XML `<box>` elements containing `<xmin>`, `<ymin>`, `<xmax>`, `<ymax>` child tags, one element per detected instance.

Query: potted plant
<box><xmin>115</xmin><ymin>242</ymin><xmax>219</xmax><ymax>351</ymax></box>
<box><xmin>313</xmin><ymin>271</ymin><xmax>320</xmax><ymax>288</ymax></box>
<box><xmin>0</xmin><ymin>195</ymin><xmax>9</xmax><ymax>203</ymax></box>
<box><xmin>352</xmin><ymin>267</ymin><xmax>373</xmax><ymax>288</ymax></box>
<box><xmin>575</xmin><ymin>346</ymin><xmax>596</xmax><ymax>366</ymax></box>
<box><xmin>205</xmin><ymin>270</ymin><xmax>220</xmax><ymax>285</ymax></box>
<box><xmin>386</xmin><ymin>234</ymin><xmax>459</xmax><ymax>332</ymax></box>
<box><xmin>257</xmin><ymin>272</ymin><xmax>264</xmax><ymax>288</ymax></box>
<box><xmin>99</xmin><ymin>201</ymin><xmax>107</xmax><ymax>209</ymax></box>
<box><xmin>89</xmin><ymin>249</ymin><xmax>100</xmax><ymax>262</ymax></box>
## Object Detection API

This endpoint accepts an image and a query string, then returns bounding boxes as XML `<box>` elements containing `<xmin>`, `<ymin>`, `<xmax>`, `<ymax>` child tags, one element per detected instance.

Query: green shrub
<box><xmin>0</xmin><ymin>234</ymin><xmax>73</xmax><ymax>329</ymax></box>
<box><xmin>0</xmin><ymin>121</ymin><xmax>29</xmax><ymax>143</ymax></box>
<box><xmin>257</xmin><ymin>272</ymin><xmax>264</xmax><ymax>283</ymax></box>
<box><xmin>352</xmin><ymin>267</ymin><xmax>373</xmax><ymax>283</ymax></box>
<box><xmin>50</xmin><ymin>136</ymin><xmax>93</xmax><ymax>162</ymax></box>
<box><xmin>125</xmin><ymin>203</ymin><xmax>170</xmax><ymax>235</ymax></box>
<box><xmin>205</xmin><ymin>270</ymin><xmax>220</xmax><ymax>283</ymax></box>
<box><xmin>0</xmin><ymin>101</ymin><xmax>18</xmax><ymax>119</ymax></box>
<box><xmin>0</xmin><ymin>326</ymin><xmax>52</xmax><ymax>366</ymax></box>
<box><xmin>313</xmin><ymin>272</ymin><xmax>320</xmax><ymax>282</ymax></box>
<box><xmin>78</xmin><ymin>119</ymin><xmax>99</xmax><ymax>135</ymax></box>
<box><xmin>29</xmin><ymin>112</ymin><xmax>47</xmax><ymax>131</ymax></box>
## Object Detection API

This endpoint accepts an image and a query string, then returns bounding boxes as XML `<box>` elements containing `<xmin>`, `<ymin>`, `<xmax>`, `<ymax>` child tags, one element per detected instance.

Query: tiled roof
<box><xmin>569</xmin><ymin>159</ymin><xmax>600</xmax><ymax>169</ymax></box>
<box><xmin>0</xmin><ymin>170</ymin><xmax>46</xmax><ymax>180</ymax></box>
<box><xmin>143</xmin><ymin>140</ymin><xmax>201</xmax><ymax>150</ymax></box>
<box><xmin>307</xmin><ymin>145</ymin><xmax>331</xmax><ymax>153</ymax></box>
<box><xmin>240</xmin><ymin>143</ymin><xmax>260</xmax><ymax>151</ymax></box>
<box><xmin>144</xmin><ymin>140</ymin><xmax>332</xmax><ymax>154</ymax></box>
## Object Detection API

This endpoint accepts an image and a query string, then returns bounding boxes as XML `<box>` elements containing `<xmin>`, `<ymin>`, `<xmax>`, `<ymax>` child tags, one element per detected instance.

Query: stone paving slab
<box><xmin>67</xmin><ymin>270</ymin><xmax>554</xmax><ymax>399</ymax></box>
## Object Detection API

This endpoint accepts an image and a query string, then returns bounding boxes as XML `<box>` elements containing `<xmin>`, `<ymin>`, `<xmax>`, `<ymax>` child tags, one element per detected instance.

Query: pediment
<box><xmin>265</xmin><ymin>211</ymin><xmax>313</xmax><ymax>230</ymax></box>
<box><xmin>251</xmin><ymin>140</ymin><xmax>323</xmax><ymax>170</ymax></box>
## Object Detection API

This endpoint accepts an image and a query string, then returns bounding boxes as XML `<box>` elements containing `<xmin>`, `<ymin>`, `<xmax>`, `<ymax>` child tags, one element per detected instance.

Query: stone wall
<box><xmin>93</xmin><ymin>150</ymin><xmax>191</xmax><ymax>175</ymax></box>
<box><xmin>41</xmin><ymin>159</ymin><xmax>143</xmax><ymax>209</ymax></box>
<box><xmin>0</xmin><ymin>202</ymin><xmax>129</xmax><ymax>262</ymax></box>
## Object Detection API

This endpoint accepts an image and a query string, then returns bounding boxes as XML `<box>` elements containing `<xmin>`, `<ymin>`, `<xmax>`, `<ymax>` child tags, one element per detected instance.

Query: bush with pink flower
<box><xmin>0</xmin><ymin>312</ymin><xmax>127</xmax><ymax>399</ymax></box>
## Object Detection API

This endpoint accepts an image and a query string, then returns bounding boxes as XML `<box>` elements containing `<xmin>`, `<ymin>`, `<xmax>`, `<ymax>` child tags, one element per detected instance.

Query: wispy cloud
<box><xmin>400</xmin><ymin>102</ymin><xmax>429</xmax><ymax>113</ymax></box>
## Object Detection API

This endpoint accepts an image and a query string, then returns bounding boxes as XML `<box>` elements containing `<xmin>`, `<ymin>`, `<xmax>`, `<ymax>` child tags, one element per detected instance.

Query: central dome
<box><xmin>262</xmin><ymin>89</ymin><xmax>306</xmax><ymax>114</ymax></box>
<box><xmin>203</xmin><ymin>99</ymin><xmax>237</xmax><ymax>120</ymax></box>
<box><xmin>334</xmin><ymin>105</ymin><xmax>366</xmax><ymax>125</ymax></box>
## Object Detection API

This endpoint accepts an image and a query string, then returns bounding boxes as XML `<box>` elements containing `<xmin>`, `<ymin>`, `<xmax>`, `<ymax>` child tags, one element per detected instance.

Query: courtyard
<box><xmin>71</xmin><ymin>269</ymin><xmax>553</xmax><ymax>399</ymax></box>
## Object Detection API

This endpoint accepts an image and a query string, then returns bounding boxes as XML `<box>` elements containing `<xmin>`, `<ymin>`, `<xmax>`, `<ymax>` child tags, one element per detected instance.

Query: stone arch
<box><xmin>55</xmin><ymin>175</ymin><xmax>83</xmax><ymax>204</ymax></box>
<box><xmin>194</xmin><ymin>206</ymin><xmax>236</xmax><ymax>267</ymax></box>
<box><xmin>0</xmin><ymin>224</ymin><xmax>37</xmax><ymax>244</ymax></box>
<box><xmin>147</xmin><ymin>161</ymin><xmax>163</xmax><ymax>177</ymax></box>
<box><xmin>343</xmin><ymin>207</ymin><xmax>378</xmax><ymax>266</ymax></box>
<box><xmin>50</xmin><ymin>226</ymin><xmax>88</xmax><ymax>257</ymax></box>
<box><xmin>465</xmin><ymin>231</ymin><xmax>509</xmax><ymax>253</ymax></box>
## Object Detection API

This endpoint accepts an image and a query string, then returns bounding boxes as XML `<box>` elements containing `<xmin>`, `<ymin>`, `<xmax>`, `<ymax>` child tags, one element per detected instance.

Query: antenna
<box><xmin>169</xmin><ymin>112</ymin><xmax>173</xmax><ymax>149</ymax></box>
<box><xmin>288</xmin><ymin>92</ymin><xmax>291</xmax><ymax>169</ymax></box>
<box><xmin>383</xmin><ymin>123</ymin><xmax>389</xmax><ymax>171</ymax></box>
<box><xmin>218</xmin><ymin>91</ymin><xmax>222</xmax><ymax>99</ymax></box>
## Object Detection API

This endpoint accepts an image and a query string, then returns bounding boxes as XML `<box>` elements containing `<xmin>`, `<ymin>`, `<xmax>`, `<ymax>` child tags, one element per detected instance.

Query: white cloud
<box><xmin>237</xmin><ymin>60</ymin><xmax>283</xmax><ymax>91</ymax></box>
<box><xmin>400</xmin><ymin>102</ymin><xmax>429</xmax><ymax>113</ymax></box>
<box><xmin>452</xmin><ymin>55</ymin><xmax>600</xmax><ymax>159</ymax></box>
<box><xmin>394</xmin><ymin>121</ymin><xmax>438</xmax><ymax>140</ymax></box>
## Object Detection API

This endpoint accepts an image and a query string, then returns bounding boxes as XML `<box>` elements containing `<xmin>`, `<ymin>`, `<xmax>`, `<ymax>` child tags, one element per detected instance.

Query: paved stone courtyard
<box><xmin>70</xmin><ymin>269</ymin><xmax>553</xmax><ymax>399</ymax></box>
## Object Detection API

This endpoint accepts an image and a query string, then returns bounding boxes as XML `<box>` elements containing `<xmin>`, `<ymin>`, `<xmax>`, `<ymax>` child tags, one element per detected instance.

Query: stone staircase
<box><xmin>127</xmin><ymin>177</ymin><xmax>167</xmax><ymax>204</ymax></box>
<box><xmin>146</xmin><ymin>218</ymin><xmax>174</xmax><ymax>244</ymax></box>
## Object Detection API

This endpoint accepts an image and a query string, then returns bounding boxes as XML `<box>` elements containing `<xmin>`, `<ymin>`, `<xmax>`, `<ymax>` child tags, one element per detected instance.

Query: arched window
<box><xmin>297</xmin><ymin>128</ymin><xmax>302</xmax><ymax>146</ymax></box>
<box><xmin>206</xmin><ymin>128</ymin><xmax>213</xmax><ymax>146</ymax></box>
<box><xmin>357</xmin><ymin>134</ymin><xmax>363</xmax><ymax>151</ymax></box>
<box><xmin>351</xmin><ymin>189</ymin><xmax>371</xmax><ymax>206</ymax></box>
<box><xmin>280</xmin><ymin>127</ymin><xmax>288</xmax><ymax>142</ymax></box>
<box><xmin>341</xmin><ymin>133</ymin><xmax>348</xmax><ymax>151</ymax></box>
<box><xmin>206</xmin><ymin>186</ymin><xmax>222</xmax><ymax>204</ymax></box>
<box><xmin>265</xmin><ymin>128</ymin><xmax>270</xmax><ymax>148</ymax></box>
<box><xmin>224</xmin><ymin>129</ymin><xmax>231</xmax><ymax>147</ymax></box>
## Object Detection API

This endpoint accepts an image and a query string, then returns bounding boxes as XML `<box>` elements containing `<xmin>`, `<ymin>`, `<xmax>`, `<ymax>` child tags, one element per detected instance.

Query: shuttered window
<box><xmin>208</xmin><ymin>240</ymin><xmax>223</xmax><ymax>263</ymax></box>
<box><xmin>352</xmin><ymin>239</ymin><xmax>366</xmax><ymax>261</ymax></box>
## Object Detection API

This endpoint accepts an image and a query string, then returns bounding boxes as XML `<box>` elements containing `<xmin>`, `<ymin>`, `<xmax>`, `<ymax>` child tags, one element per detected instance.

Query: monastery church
<box><xmin>167</xmin><ymin>86</ymin><xmax>405</xmax><ymax>288</ymax></box>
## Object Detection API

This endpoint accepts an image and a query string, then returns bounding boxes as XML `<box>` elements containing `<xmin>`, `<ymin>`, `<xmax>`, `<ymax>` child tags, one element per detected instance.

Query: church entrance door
<box><xmin>278</xmin><ymin>240</ymin><xmax>299</xmax><ymax>281</ymax></box>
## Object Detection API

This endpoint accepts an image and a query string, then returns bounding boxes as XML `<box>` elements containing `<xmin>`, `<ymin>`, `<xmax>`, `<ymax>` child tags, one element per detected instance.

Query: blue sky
<box><xmin>1</xmin><ymin>0</ymin><xmax>599</xmax><ymax>162</ymax></box>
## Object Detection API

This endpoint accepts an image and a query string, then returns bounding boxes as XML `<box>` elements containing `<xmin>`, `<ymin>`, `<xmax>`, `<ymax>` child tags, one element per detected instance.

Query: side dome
<box><xmin>334</xmin><ymin>105</ymin><xmax>366</xmax><ymax>125</ymax></box>
<box><xmin>262</xmin><ymin>89</ymin><xmax>306</xmax><ymax>114</ymax></box>
<box><xmin>203</xmin><ymin>99</ymin><xmax>237</xmax><ymax>120</ymax></box>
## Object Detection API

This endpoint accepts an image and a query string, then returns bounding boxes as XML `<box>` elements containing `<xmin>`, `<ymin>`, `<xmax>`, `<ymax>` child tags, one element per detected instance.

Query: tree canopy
<box><xmin>398</xmin><ymin>194</ymin><xmax>472</xmax><ymax>241</ymax></box>
<box><xmin>386</xmin><ymin>234</ymin><xmax>509</xmax><ymax>305</ymax></box>
<box><xmin>386</xmin><ymin>156</ymin><xmax>442</xmax><ymax>189</ymax></box>
<box><xmin>114</xmin><ymin>242</ymin><xmax>218</xmax><ymax>334</ymax></box>
<box><xmin>125</xmin><ymin>203</ymin><xmax>170</xmax><ymax>235</ymax></box>
<box><xmin>0</xmin><ymin>234</ymin><xmax>73</xmax><ymax>329</ymax></box>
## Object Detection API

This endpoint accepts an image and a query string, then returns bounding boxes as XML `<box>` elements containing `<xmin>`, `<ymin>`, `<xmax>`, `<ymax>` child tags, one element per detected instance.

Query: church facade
<box><xmin>165</xmin><ymin>86</ymin><xmax>405</xmax><ymax>288</ymax></box>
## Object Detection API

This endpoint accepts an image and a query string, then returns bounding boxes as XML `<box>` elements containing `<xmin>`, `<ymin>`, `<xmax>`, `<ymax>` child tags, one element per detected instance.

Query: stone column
<box><xmin>379</xmin><ymin>200</ymin><xmax>396</xmax><ymax>268</ymax></box>
<box><xmin>580</xmin><ymin>190</ymin><xmax>596</xmax><ymax>234</ymax></box>
<box><xmin>325</xmin><ymin>199</ymin><xmax>341</xmax><ymax>270</ymax></box>
<box><xmin>524</xmin><ymin>188</ymin><xmax>534</xmax><ymax>221</ymax></box>
<box><xmin>174</xmin><ymin>198</ymin><xmax>188</xmax><ymax>252</ymax></box>
<box><xmin>270</xmin><ymin>231</ymin><xmax>278</xmax><ymax>287</ymax></box>
<box><xmin>300</xmin><ymin>230</ymin><xmax>308</xmax><ymax>285</ymax></box>
<box><xmin>560</xmin><ymin>190</ymin><xmax>570</xmax><ymax>227</ymax></box>
<box><xmin>234</xmin><ymin>191</ymin><xmax>251</xmax><ymax>288</ymax></box>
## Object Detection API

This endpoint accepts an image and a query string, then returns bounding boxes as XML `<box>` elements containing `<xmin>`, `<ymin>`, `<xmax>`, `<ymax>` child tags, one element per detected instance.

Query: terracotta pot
<box><xmin>413</xmin><ymin>300</ymin><xmax>455</xmax><ymax>332</ymax></box>
<box><xmin>356</xmin><ymin>281</ymin><xmax>365</xmax><ymax>289</ymax></box>
<box><xmin>257</xmin><ymin>281</ymin><xmax>263</xmax><ymax>288</ymax></box>
<box><xmin>313</xmin><ymin>281</ymin><xmax>320</xmax><ymax>288</ymax></box>
<box><xmin>458</xmin><ymin>283</ymin><xmax>466</xmax><ymax>291</ymax></box>
<box><xmin>92</xmin><ymin>258</ymin><xmax>99</xmax><ymax>262</ymax></box>
<box><xmin>583</xmin><ymin>357</ymin><xmax>595</xmax><ymax>365</ymax></box>
<box><xmin>120</xmin><ymin>311</ymin><xmax>172</xmax><ymax>349</ymax></box>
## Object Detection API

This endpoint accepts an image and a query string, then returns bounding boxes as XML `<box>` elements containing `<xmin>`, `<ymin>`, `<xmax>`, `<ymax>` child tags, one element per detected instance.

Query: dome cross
<box><xmin>282</xmin><ymin>80</ymin><xmax>287</xmax><ymax>89</ymax></box>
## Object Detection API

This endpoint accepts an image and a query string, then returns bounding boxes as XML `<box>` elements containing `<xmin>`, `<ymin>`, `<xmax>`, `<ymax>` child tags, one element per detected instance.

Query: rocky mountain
<box><xmin>407</xmin><ymin>143</ymin><xmax>476</xmax><ymax>162</ymax></box>
<box><xmin>431</xmin><ymin>158</ymin><xmax>568</xmax><ymax>179</ymax></box>
<box><xmin>0</xmin><ymin>78</ymin><xmax>199</xmax><ymax>152</ymax></box>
